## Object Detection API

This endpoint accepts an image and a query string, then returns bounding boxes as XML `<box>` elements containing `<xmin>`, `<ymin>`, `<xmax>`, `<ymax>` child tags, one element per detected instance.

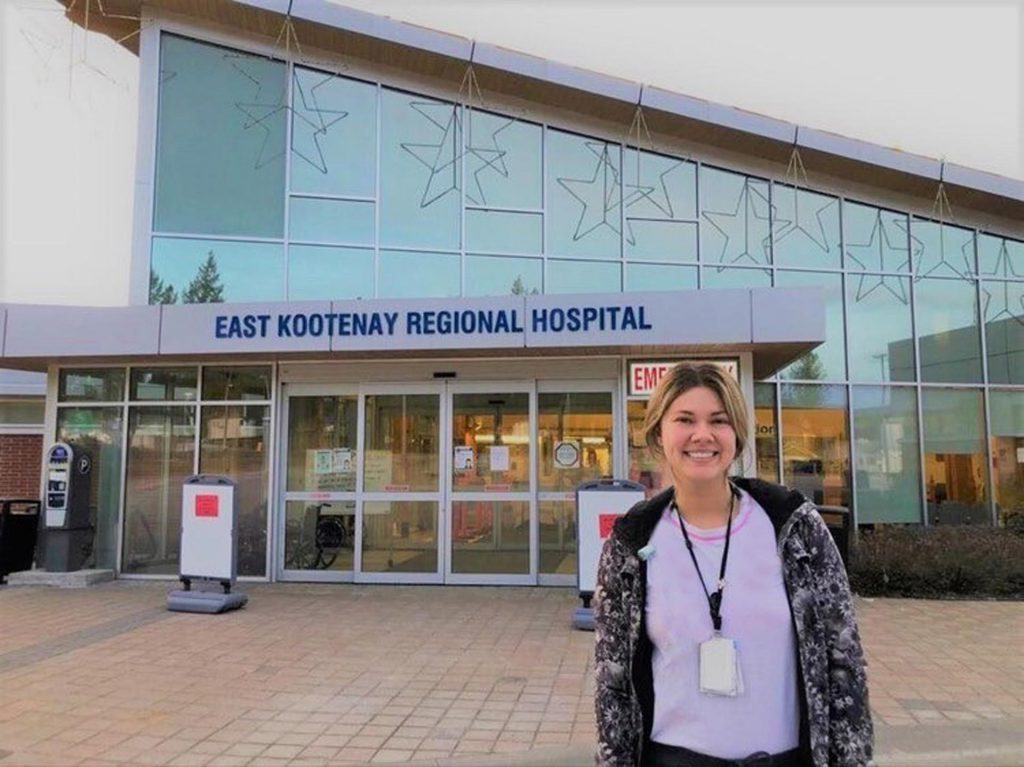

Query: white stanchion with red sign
<box><xmin>574</xmin><ymin>479</ymin><xmax>646</xmax><ymax>630</ymax></box>
<box><xmin>180</xmin><ymin>475</ymin><xmax>238</xmax><ymax>585</ymax></box>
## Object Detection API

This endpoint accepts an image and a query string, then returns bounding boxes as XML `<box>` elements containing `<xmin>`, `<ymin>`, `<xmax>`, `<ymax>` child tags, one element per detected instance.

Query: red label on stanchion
<box><xmin>599</xmin><ymin>514</ymin><xmax>618</xmax><ymax>539</ymax></box>
<box><xmin>195</xmin><ymin>494</ymin><xmax>219</xmax><ymax>518</ymax></box>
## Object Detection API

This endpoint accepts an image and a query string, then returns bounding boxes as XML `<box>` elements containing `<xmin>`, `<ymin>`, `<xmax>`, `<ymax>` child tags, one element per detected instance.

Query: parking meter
<box><xmin>42</xmin><ymin>442</ymin><xmax>94</xmax><ymax>572</ymax></box>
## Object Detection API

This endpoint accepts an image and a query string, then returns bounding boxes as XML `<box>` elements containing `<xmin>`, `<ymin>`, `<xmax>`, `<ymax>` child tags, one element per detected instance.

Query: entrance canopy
<box><xmin>0</xmin><ymin>287</ymin><xmax>823</xmax><ymax>378</ymax></box>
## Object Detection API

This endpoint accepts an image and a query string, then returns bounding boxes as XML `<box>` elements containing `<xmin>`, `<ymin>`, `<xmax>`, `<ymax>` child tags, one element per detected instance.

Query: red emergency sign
<box><xmin>599</xmin><ymin>513</ymin><xmax>619</xmax><ymax>539</ymax></box>
<box><xmin>195</xmin><ymin>494</ymin><xmax>220</xmax><ymax>518</ymax></box>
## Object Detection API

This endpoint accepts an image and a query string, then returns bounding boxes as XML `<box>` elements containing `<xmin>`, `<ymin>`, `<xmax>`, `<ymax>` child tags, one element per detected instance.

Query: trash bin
<box><xmin>0</xmin><ymin>499</ymin><xmax>42</xmax><ymax>583</ymax></box>
<box><xmin>818</xmin><ymin>505</ymin><xmax>850</xmax><ymax>569</ymax></box>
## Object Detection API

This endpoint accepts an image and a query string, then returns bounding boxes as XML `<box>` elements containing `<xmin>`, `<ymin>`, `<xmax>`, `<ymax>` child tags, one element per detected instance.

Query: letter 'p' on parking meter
<box><xmin>42</xmin><ymin>442</ymin><xmax>93</xmax><ymax>572</ymax></box>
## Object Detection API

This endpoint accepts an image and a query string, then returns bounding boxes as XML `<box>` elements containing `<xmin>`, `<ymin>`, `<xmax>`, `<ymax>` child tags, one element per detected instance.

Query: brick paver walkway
<box><xmin>0</xmin><ymin>582</ymin><xmax>1021</xmax><ymax>766</ymax></box>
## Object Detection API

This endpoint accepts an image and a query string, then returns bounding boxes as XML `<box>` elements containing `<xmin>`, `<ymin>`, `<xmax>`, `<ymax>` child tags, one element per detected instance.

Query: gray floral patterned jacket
<box><xmin>594</xmin><ymin>478</ymin><xmax>873</xmax><ymax>767</ymax></box>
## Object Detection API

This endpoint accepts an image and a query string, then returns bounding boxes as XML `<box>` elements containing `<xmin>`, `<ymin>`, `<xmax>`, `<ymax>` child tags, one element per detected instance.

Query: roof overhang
<box><xmin>60</xmin><ymin>0</ymin><xmax>1024</xmax><ymax>222</ymax></box>
<box><xmin>0</xmin><ymin>288</ymin><xmax>824</xmax><ymax>379</ymax></box>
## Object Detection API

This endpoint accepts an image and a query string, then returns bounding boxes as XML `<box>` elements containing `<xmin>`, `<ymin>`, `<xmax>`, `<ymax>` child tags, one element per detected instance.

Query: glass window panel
<box><xmin>624</xmin><ymin>150</ymin><xmax>697</xmax><ymax>262</ymax></box>
<box><xmin>130</xmin><ymin>367</ymin><xmax>197</xmax><ymax>401</ymax></box>
<box><xmin>539</xmin><ymin>500</ymin><xmax>576</xmax><ymax>575</ymax></box>
<box><xmin>286</xmin><ymin>396</ymin><xmax>358</xmax><ymax>492</ymax></box>
<box><xmin>842</xmin><ymin>202</ymin><xmax>911</xmax><ymax>272</ymax></box>
<box><xmin>154</xmin><ymin>35</ymin><xmax>285</xmax><ymax>238</ymax></box>
<box><xmin>288</xmin><ymin>245</ymin><xmax>374</xmax><ymax>300</ymax></box>
<box><xmin>983</xmin><ymin>280</ymin><xmax>1024</xmax><ymax>385</ymax></box>
<box><xmin>283</xmin><ymin>500</ymin><xmax>354</xmax><ymax>571</ymax></box>
<box><xmin>912</xmin><ymin>219</ymin><xmax>976</xmax><ymax>278</ymax></box>
<box><xmin>845</xmin><ymin>273</ymin><xmax>914</xmax><ymax>382</ymax></box>
<box><xmin>922</xmin><ymin>388</ymin><xmax>989</xmax><ymax>525</ymax></box>
<box><xmin>978</xmin><ymin>234</ymin><xmax>1024</xmax><ymax>278</ymax></box>
<box><xmin>780</xmin><ymin>384</ymin><xmax>850</xmax><ymax>508</ymax></box>
<box><xmin>59</xmin><ymin>368</ymin><xmax>125</xmax><ymax>403</ymax></box>
<box><xmin>754</xmin><ymin>383</ymin><xmax>779</xmax><ymax>483</ymax></box>
<box><xmin>537</xmin><ymin>392</ymin><xmax>613</xmax><ymax>492</ymax></box>
<box><xmin>452</xmin><ymin>393</ymin><xmax>530</xmax><ymax>493</ymax></box>
<box><xmin>851</xmin><ymin>386</ymin><xmax>922</xmax><ymax>524</ymax></box>
<box><xmin>772</xmin><ymin>184</ymin><xmax>841</xmax><ymax>269</ymax></box>
<box><xmin>547</xmin><ymin>259</ymin><xmax>620</xmax><ymax>294</ymax></box>
<box><xmin>151</xmin><ymin>237</ymin><xmax>284</xmax><ymax>303</ymax></box>
<box><xmin>201</xmin><ymin>366</ymin><xmax>271</xmax><ymax>401</ymax></box>
<box><xmin>200</xmin><ymin>404</ymin><xmax>270</xmax><ymax>577</ymax></box>
<box><xmin>625</xmin><ymin>264</ymin><xmax>698</xmax><ymax>293</ymax></box>
<box><xmin>290</xmin><ymin>68</ymin><xmax>376</xmax><ymax>197</ymax></box>
<box><xmin>700</xmin><ymin>167</ymin><xmax>772</xmax><ymax>268</ymax></box>
<box><xmin>465</xmin><ymin>210</ymin><xmax>542</xmax><ymax>254</ymax></box>
<box><xmin>625</xmin><ymin>220</ymin><xmax>698</xmax><ymax>262</ymax></box>
<box><xmin>378</xmin><ymin>250</ymin><xmax>460</xmax><ymax>298</ymax></box>
<box><xmin>289</xmin><ymin>198</ymin><xmax>374</xmax><ymax>245</ymax></box>
<box><xmin>451</xmin><ymin>501</ymin><xmax>529</xmax><ymax>574</ymax></box>
<box><xmin>547</xmin><ymin>130</ymin><xmax>621</xmax><ymax>259</ymax></box>
<box><xmin>628</xmin><ymin>399</ymin><xmax>664</xmax><ymax>496</ymax></box>
<box><xmin>464</xmin><ymin>111</ymin><xmax>542</xmax><ymax>209</ymax></box>
<box><xmin>380</xmin><ymin>89</ymin><xmax>460</xmax><ymax>250</ymax></box>
<box><xmin>990</xmin><ymin>389</ymin><xmax>1024</xmax><ymax>526</ymax></box>
<box><xmin>122</xmin><ymin>406</ymin><xmax>196</xmax><ymax>575</ymax></box>
<box><xmin>915</xmin><ymin>277</ymin><xmax>983</xmax><ymax>383</ymax></box>
<box><xmin>701</xmin><ymin>265</ymin><xmax>771</xmax><ymax>289</ymax></box>
<box><xmin>0</xmin><ymin>399</ymin><xmax>44</xmax><ymax>424</ymax></box>
<box><xmin>777</xmin><ymin>270</ymin><xmax>846</xmax><ymax>380</ymax></box>
<box><xmin>361</xmin><ymin>501</ymin><xmax>438</xmax><ymax>573</ymax></box>
<box><xmin>56</xmin><ymin>407</ymin><xmax>123</xmax><ymax>570</ymax></box>
<box><xmin>363</xmin><ymin>394</ymin><xmax>440</xmax><ymax>492</ymax></box>
<box><xmin>464</xmin><ymin>255</ymin><xmax>542</xmax><ymax>297</ymax></box>
<box><xmin>623</xmin><ymin>150</ymin><xmax>697</xmax><ymax>220</ymax></box>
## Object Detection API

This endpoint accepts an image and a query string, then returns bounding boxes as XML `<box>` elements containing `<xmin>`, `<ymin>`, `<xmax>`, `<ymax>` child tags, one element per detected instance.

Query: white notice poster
<box><xmin>333</xmin><ymin>449</ymin><xmax>353</xmax><ymax>473</ymax></box>
<box><xmin>490</xmin><ymin>445</ymin><xmax>510</xmax><ymax>472</ymax></box>
<box><xmin>454</xmin><ymin>446</ymin><xmax>475</xmax><ymax>471</ymax></box>
<box><xmin>554</xmin><ymin>440</ymin><xmax>581</xmax><ymax>469</ymax></box>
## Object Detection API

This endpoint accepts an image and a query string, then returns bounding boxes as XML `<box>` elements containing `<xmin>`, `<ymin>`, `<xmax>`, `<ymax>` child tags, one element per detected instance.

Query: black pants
<box><xmin>642</xmin><ymin>740</ymin><xmax>804</xmax><ymax>767</ymax></box>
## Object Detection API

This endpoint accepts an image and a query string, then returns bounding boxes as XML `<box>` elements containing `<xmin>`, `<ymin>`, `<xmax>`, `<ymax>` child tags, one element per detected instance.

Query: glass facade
<box><xmin>57</xmin><ymin>366</ymin><xmax>273</xmax><ymax>576</ymax></box>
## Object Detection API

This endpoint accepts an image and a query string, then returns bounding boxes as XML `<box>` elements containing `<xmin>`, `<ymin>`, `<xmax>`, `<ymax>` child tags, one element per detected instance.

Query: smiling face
<box><xmin>658</xmin><ymin>386</ymin><xmax>738</xmax><ymax>488</ymax></box>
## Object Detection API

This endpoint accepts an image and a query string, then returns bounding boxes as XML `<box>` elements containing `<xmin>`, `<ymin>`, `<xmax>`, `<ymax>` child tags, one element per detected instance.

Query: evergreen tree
<box><xmin>148</xmin><ymin>270</ymin><xmax>177</xmax><ymax>305</ymax></box>
<box><xmin>783</xmin><ymin>351</ymin><xmax>826</xmax><ymax>407</ymax></box>
<box><xmin>510</xmin><ymin>276</ymin><xmax>538</xmax><ymax>295</ymax></box>
<box><xmin>182</xmin><ymin>251</ymin><xmax>225</xmax><ymax>303</ymax></box>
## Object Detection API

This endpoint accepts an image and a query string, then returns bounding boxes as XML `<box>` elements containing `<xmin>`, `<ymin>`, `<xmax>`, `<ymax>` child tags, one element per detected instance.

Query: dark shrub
<box><xmin>849</xmin><ymin>525</ymin><xmax>1024</xmax><ymax>599</ymax></box>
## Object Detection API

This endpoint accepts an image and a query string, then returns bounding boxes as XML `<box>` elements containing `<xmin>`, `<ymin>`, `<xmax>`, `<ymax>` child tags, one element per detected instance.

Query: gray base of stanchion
<box><xmin>167</xmin><ymin>589</ymin><xmax>248</xmax><ymax>614</ymax></box>
<box><xmin>572</xmin><ymin>606</ymin><xmax>594</xmax><ymax>631</ymax></box>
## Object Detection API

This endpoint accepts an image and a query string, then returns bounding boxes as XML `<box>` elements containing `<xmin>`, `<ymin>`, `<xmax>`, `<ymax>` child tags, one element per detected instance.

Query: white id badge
<box><xmin>699</xmin><ymin>635</ymin><xmax>742</xmax><ymax>697</ymax></box>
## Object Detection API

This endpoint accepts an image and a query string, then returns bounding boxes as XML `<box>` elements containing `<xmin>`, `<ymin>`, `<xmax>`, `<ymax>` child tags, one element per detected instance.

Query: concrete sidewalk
<box><xmin>0</xmin><ymin>582</ymin><xmax>1021</xmax><ymax>766</ymax></box>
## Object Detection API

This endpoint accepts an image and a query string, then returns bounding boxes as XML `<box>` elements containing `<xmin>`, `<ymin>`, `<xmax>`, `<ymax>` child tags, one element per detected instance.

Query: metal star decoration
<box><xmin>981</xmin><ymin>282</ymin><xmax>1024</xmax><ymax>328</ymax></box>
<box><xmin>772</xmin><ymin>147</ymin><xmax>836</xmax><ymax>256</ymax></box>
<box><xmin>291</xmin><ymin>71</ymin><xmax>350</xmax><ymax>175</ymax></box>
<box><xmin>980</xmin><ymin>237</ymin><xmax>1023</xmax><ymax>279</ymax></box>
<box><xmin>400</xmin><ymin>101</ymin><xmax>462</xmax><ymax>207</ymax></box>
<box><xmin>702</xmin><ymin>178</ymin><xmax>779</xmax><ymax>267</ymax></box>
<box><xmin>556</xmin><ymin>141</ymin><xmax>623</xmax><ymax>242</ymax></box>
<box><xmin>464</xmin><ymin>111</ymin><xmax>515</xmax><ymax>207</ymax></box>
<box><xmin>228</xmin><ymin>51</ymin><xmax>290</xmax><ymax>170</ymax></box>
<box><xmin>845</xmin><ymin>211</ymin><xmax>911</xmax><ymax>304</ymax></box>
<box><xmin>914</xmin><ymin>175</ymin><xmax>975</xmax><ymax>281</ymax></box>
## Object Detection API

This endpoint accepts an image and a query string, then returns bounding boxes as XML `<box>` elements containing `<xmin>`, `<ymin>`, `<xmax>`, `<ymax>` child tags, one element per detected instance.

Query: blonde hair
<box><xmin>642</xmin><ymin>362</ymin><xmax>750</xmax><ymax>461</ymax></box>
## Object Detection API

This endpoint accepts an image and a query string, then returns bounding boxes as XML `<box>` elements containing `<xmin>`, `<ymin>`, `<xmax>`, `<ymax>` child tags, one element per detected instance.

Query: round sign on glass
<box><xmin>554</xmin><ymin>440</ymin><xmax>581</xmax><ymax>469</ymax></box>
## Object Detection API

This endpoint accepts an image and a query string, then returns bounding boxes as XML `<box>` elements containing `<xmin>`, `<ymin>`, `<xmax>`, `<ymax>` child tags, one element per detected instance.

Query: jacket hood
<box><xmin>611</xmin><ymin>477</ymin><xmax>808</xmax><ymax>554</ymax></box>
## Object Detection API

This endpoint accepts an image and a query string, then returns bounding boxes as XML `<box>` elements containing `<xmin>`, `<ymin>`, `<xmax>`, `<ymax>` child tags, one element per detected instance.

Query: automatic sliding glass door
<box><xmin>446</xmin><ymin>384</ymin><xmax>535</xmax><ymax>584</ymax></box>
<box><xmin>357</xmin><ymin>386</ymin><xmax>443</xmax><ymax>584</ymax></box>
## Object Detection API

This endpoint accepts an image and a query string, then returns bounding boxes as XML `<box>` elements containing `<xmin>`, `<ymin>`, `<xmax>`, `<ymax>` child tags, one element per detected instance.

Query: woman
<box><xmin>594</xmin><ymin>362</ymin><xmax>873</xmax><ymax>767</ymax></box>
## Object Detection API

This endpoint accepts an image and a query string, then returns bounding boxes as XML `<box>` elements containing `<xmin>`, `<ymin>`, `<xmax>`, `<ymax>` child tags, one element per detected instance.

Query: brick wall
<box><xmin>0</xmin><ymin>435</ymin><xmax>43</xmax><ymax>499</ymax></box>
